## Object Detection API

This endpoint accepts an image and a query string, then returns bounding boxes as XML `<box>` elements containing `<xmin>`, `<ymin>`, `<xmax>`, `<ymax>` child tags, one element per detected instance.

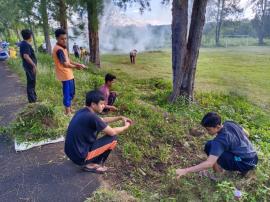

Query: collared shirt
<box><xmin>209</xmin><ymin>121</ymin><xmax>257</xmax><ymax>159</ymax></box>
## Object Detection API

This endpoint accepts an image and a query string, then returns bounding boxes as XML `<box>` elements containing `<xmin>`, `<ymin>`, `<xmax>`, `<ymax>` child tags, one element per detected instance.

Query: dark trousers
<box><xmin>108</xmin><ymin>92</ymin><xmax>117</xmax><ymax>106</ymax></box>
<box><xmin>25</xmin><ymin>70</ymin><xmax>37</xmax><ymax>103</ymax></box>
<box><xmin>204</xmin><ymin>140</ymin><xmax>258</xmax><ymax>173</ymax></box>
<box><xmin>74</xmin><ymin>52</ymin><xmax>79</xmax><ymax>58</ymax></box>
<box><xmin>130</xmin><ymin>54</ymin><xmax>135</xmax><ymax>64</ymax></box>
<box><xmin>103</xmin><ymin>92</ymin><xmax>117</xmax><ymax>113</ymax></box>
<box><xmin>85</xmin><ymin>135</ymin><xmax>117</xmax><ymax>165</ymax></box>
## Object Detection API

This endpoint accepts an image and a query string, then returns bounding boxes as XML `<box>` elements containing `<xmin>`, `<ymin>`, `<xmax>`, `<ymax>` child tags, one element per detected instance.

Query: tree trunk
<box><xmin>89</xmin><ymin>31</ymin><xmax>100</xmax><ymax>67</ymax></box>
<box><xmin>215</xmin><ymin>0</ymin><xmax>224</xmax><ymax>47</ymax></box>
<box><xmin>6</xmin><ymin>27</ymin><xmax>11</xmax><ymax>42</ymax></box>
<box><xmin>40</xmin><ymin>0</ymin><xmax>52</xmax><ymax>54</ymax></box>
<box><xmin>59</xmin><ymin>0</ymin><xmax>69</xmax><ymax>51</ymax></box>
<box><xmin>215</xmin><ymin>0</ymin><xmax>221</xmax><ymax>46</ymax></box>
<box><xmin>258</xmin><ymin>0</ymin><xmax>267</xmax><ymax>45</ymax></box>
<box><xmin>87</xmin><ymin>0</ymin><xmax>101</xmax><ymax>67</ymax></box>
<box><xmin>170</xmin><ymin>0</ymin><xmax>188</xmax><ymax>102</ymax></box>
<box><xmin>15</xmin><ymin>27</ymin><xmax>21</xmax><ymax>42</ymax></box>
<box><xmin>27</xmin><ymin>17</ymin><xmax>38</xmax><ymax>52</ymax></box>
<box><xmin>182</xmin><ymin>0</ymin><xmax>208</xmax><ymax>100</ymax></box>
<box><xmin>170</xmin><ymin>0</ymin><xmax>208</xmax><ymax>102</ymax></box>
<box><xmin>258</xmin><ymin>27</ymin><xmax>264</xmax><ymax>45</ymax></box>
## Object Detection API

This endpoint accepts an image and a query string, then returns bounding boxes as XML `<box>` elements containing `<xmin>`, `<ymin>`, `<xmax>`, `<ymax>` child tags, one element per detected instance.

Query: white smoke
<box><xmin>99</xmin><ymin>1</ymin><xmax>171</xmax><ymax>53</ymax></box>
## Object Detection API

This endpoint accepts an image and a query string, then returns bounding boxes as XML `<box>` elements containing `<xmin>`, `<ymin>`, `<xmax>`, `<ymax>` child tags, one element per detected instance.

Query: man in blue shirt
<box><xmin>65</xmin><ymin>90</ymin><xmax>133</xmax><ymax>173</ymax></box>
<box><xmin>176</xmin><ymin>112</ymin><xmax>258</xmax><ymax>178</ymax></box>
<box><xmin>19</xmin><ymin>29</ymin><xmax>37</xmax><ymax>103</ymax></box>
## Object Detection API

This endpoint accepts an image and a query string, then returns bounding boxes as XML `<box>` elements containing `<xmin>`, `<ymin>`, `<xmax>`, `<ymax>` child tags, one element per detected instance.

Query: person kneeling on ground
<box><xmin>64</xmin><ymin>90</ymin><xmax>132</xmax><ymax>173</ymax></box>
<box><xmin>99</xmin><ymin>73</ymin><xmax>118</xmax><ymax>112</ymax></box>
<box><xmin>176</xmin><ymin>112</ymin><xmax>258</xmax><ymax>179</ymax></box>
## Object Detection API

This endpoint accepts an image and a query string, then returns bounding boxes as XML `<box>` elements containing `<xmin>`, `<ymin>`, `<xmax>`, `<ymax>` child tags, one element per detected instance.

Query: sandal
<box><xmin>82</xmin><ymin>165</ymin><xmax>108</xmax><ymax>174</ymax></box>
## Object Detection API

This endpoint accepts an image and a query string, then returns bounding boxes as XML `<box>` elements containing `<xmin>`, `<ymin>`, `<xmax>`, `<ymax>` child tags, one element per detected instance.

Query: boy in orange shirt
<box><xmin>52</xmin><ymin>29</ymin><xmax>86</xmax><ymax>115</ymax></box>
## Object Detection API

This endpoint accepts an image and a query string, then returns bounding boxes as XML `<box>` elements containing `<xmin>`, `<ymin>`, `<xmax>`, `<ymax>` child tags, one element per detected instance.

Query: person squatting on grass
<box><xmin>99</xmin><ymin>73</ymin><xmax>118</xmax><ymax>112</ymax></box>
<box><xmin>19</xmin><ymin>29</ymin><xmax>37</xmax><ymax>103</ymax></box>
<box><xmin>64</xmin><ymin>90</ymin><xmax>132</xmax><ymax>173</ymax></box>
<box><xmin>176</xmin><ymin>112</ymin><xmax>258</xmax><ymax>179</ymax></box>
<box><xmin>52</xmin><ymin>28</ymin><xmax>86</xmax><ymax>116</ymax></box>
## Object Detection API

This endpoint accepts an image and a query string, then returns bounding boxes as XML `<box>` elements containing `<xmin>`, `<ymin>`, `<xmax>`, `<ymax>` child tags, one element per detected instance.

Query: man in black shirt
<box><xmin>19</xmin><ymin>29</ymin><xmax>37</xmax><ymax>103</ymax></box>
<box><xmin>65</xmin><ymin>90</ymin><xmax>133</xmax><ymax>173</ymax></box>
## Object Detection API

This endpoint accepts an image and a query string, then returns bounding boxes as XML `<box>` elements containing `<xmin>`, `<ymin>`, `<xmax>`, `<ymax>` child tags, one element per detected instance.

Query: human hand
<box><xmin>80</xmin><ymin>64</ymin><xmax>86</xmax><ymax>69</ymax></box>
<box><xmin>32</xmin><ymin>66</ymin><xmax>37</xmax><ymax>74</ymax></box>
<box><xmin>76</xmin><ymin>64</ymin><xmax>85</xmax><ymax>70</ymax></box>
<box><xmin>124</xmin><ymin>120</ymin><xmax>132</xmax><ymax>127</ymax></box>
<box><xmin>121</xmin><ymin>116</ymin><xmax>132</xmax><ymax>123</ymax></box>
<box><xmin>110</xmin><ymin>106</ymin><xmax>118</xmax><ymax>111</ymax></box>
<box><xmin>175</xmin><ymin>168</ymin><xmax>187</xmax><ymax>179</ymax></box>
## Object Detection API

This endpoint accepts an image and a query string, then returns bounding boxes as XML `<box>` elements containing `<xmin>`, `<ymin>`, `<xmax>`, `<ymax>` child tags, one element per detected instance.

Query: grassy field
<box><xmin>5</xmin><ymin>47</ymin><xmax>270</xmax><ymax>201</ymax></box>
<box><xmin>102</xmin><ymin>46</ymin><xmax>270</xmax><ymax>109</ymax></box>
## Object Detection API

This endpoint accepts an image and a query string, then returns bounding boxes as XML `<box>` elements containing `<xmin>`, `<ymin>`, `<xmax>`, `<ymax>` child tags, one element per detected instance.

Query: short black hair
<box><xmin>201</xmin><ymin>112</ymin><xmax>221</xmax><ymax>127</ymax></box>
<box><xmin>105</xmin><ymin>73</ymin><xmax>116</xmax><ymax>83</ymax></box>
<box><xmin>85</xmin><ymin>90</ymin><xmax>105</xmax><ymax>107</ymax></box>
<box><xmin>21</xmin><ymin>29</ymin><xmax>32</xmax><ymax>40</ymax></box>
<box><xmin>55</xmin><ymin>28</ymin><xmax>66</xmax><ymax>38</ymax></box>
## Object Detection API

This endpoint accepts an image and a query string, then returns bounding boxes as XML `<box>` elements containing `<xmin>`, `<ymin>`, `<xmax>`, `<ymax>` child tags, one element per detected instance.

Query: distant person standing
<box><xmin>52</xmin><ymin>29</ymin><xmax>86</xmax><ymax>116</ymax></box>
<box><xmin>19</xmin><ymin>29</ymin><xmax>37</xmax><ymax>103</ymax></box>
<box><xmin>84</xmin><ymin>51</ymin><xmax>90</xmax><ymax>64</ymax></box>
<box><xmin>80</xmin><ymin>47</ymin><xmax>86</xmax><ymax>61</ymax></box>
<box><xmin>73</xmin><ymin>43</ymin><xmax>80</xmax><ymax>58</ymax></box>
<box><xmin>130</xmin><ymin>49</ymin><xmax>137</xmax><ymax>64</ymax></box>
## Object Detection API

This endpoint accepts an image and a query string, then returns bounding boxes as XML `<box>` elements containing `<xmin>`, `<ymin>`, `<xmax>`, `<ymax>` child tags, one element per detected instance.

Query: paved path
<box><xmin>0</xmin><ymin>62</ymin><xmax>100</xmax><ymax>202</ymax></box>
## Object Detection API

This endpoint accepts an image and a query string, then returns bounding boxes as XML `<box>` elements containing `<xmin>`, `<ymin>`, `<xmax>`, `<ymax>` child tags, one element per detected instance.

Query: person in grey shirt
<box><xmin>176</xmin><ymin>112</ymin><xmax>258</xmax><ymax>179</ymax></box>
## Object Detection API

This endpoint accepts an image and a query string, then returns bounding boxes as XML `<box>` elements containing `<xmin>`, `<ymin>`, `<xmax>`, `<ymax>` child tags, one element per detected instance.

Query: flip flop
<box><xmin>82</xmin><ymin>165</ymin><xmax>108</xmax><ymax>174</ymax></box>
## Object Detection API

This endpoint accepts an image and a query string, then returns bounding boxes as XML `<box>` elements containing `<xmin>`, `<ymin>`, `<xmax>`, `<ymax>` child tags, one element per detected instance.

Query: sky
<box><xmin>120</xmin><ymin>0</ymin><xmax>254</xmax><ymax>25</ymax></box>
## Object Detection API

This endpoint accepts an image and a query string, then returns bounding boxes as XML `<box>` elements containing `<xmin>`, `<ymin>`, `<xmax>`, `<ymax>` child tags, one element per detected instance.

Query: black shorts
<box><xmin>66</xmin><ymin>135</ymin><xmax>117</xmax><ymax>166</ymax></box>
<box><xmin>204</xmin><ymin>140</ymin><xmax>258</xmax><ymax>173</ymax></box>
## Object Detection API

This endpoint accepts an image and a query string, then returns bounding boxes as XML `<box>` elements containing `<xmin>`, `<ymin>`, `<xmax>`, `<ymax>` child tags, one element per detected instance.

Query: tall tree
<box><xmin>51</xmin><ymin>0</ymin><xmax>79</xmax><ymax>52</ymax></box>
<box><xmin>251</xmin><ymin>0</ymin><xmax>270</xmax><ymax>45</ymax></box>
<box><xmin>211</xmin><ymin>0</ymin><xmax>242</xmax><ymax>46</ymax></box>
<box><xmin>59</xmin><ymin>0</ymin><xmax>69</xmax><ymax>44</ymax></box>
<box><xmin>170</xmin><ymin>0</ymin><xmax>208</xmax><ymax>101</ymax></box>
<box><xmin>0</xmin><ymin>0</ymin><xmax>21</xmax><ymax>42</ymax></box>
<box><xmin>51</xmin><ymin>0</ymin><xmax>70</xmax><ymax>50</ymax></box>
<box><xmin>86</xmin><ymin>0</ymin><xmax>103</xmax><ymax>67</ymax></box>
<box><xmin>78</xmin><ymin>0</ymin><xmax>104</xmax><ymax>67</ymax></box>
<box><xmin>39</xmin><ymin>0</ymin><xmax>52</xmax><ymax>54</ymax></box>
<box><xmin>17</xmin><ymin>0</ymin><xmax>39</xmax><ymax>51</ymax></box>
<box><xmin>115</xmin><ymin>0</ymin><xmax>208</xmax><ymax>101</ymax></box>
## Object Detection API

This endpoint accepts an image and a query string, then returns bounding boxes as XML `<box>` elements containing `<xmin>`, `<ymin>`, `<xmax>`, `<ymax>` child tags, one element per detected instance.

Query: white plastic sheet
<box><xmin>14</xmin><ymin>136</ymin><xmax>64</xmax><ymax>152</ymax></box>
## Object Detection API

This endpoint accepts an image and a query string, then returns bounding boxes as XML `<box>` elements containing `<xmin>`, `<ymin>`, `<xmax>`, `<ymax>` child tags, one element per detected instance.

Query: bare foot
<box><xmin>64</xmin><ymin>112</ymin><xmax>73</xmax><ymax>117</ymax></box>
<box><xmin>70</xmin><ymin>108</ymin><xmax>75</xmax><ymax>113</ymax></box>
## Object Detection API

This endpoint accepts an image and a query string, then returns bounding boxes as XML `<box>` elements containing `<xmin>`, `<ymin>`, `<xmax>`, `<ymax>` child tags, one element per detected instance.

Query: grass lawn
<box><xmin>5</xmin><ymin>46</ymin><xmax>270</xmax><ymax>201</ymax></box>
<box><xmin>102</xmin><ymin>46</ymin><xmax>270</xmax><ymax>109</ymax></box>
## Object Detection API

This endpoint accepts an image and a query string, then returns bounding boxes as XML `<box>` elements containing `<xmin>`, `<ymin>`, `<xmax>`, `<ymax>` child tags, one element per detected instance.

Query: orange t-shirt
<box><xmin>52</xmin><ymin>45</ymin><xmax>74</xmax><ymax>81</ymax></box>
